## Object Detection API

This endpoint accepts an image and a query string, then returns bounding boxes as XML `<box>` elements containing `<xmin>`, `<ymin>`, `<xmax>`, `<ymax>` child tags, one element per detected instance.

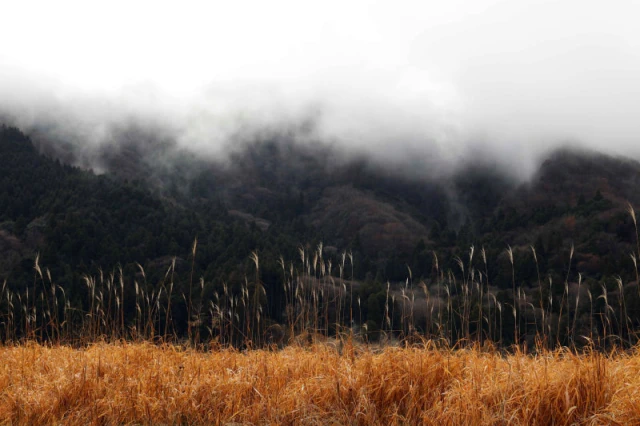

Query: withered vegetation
<box><xmin>1</xmin><ymin>341</ymin><xmax>639</xmax><ymax>425</ymax></box>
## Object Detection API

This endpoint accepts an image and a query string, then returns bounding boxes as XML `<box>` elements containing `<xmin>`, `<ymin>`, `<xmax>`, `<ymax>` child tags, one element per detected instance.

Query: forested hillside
<box><xmin>2</xmin><ymin>124</ymin><xmax>640</xmax><ymax>345</ymax></box>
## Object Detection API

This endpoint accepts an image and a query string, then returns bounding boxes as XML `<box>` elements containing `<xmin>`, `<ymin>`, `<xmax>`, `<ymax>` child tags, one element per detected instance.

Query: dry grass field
<box><xmin>1</xmin><ymin>341</ymin><xmax>639</xmax><ymax>425</ymax></box>
<box><xmin>2</xmin><ymin>208</ymin><xmax>640</xmax><ymax>424</ymax></box>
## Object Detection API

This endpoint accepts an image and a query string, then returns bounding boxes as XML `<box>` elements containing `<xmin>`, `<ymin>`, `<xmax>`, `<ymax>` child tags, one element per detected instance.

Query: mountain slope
<box><xmin>3</xmin><ymin>124</ymin><xmax>640</xmax><ymax>299</ymax></box>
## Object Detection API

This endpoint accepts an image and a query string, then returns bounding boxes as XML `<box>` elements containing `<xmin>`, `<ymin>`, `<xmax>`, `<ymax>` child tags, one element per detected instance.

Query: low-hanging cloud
<box><xmin>2</xmin><ymin>0</ymin><xmax>640</xmax><ymax>180</ymax></box>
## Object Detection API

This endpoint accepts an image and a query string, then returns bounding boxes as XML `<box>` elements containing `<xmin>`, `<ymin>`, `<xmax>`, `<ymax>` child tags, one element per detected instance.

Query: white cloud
<box><xmin>2</xmin><ymin>0</ymin><xmax>640</xmax><ymax>177</ymax></box>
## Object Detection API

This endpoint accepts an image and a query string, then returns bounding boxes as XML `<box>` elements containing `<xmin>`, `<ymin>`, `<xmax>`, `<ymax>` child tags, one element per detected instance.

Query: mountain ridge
<box><xmin>2</xmin><ymin>124</ymin><xmax>639</xmax><ymax>286</ymax></box>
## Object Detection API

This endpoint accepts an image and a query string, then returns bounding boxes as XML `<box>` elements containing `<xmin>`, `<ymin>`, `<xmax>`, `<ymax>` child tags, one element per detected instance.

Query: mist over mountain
<box><xmin>2</xmin><ymin>123</ymin><xmax>638</xmax><ymax>270</ymax></box>
<box><xmin>3</xmin><ymin>1</ymin><xmax>640</xmax><ymax>182</ymax></box>
<box><xmin>3</xmin><ymin>1</ymin><xmax>640</xmax><ymax>344</ymax></box>
<box><xmin>3</xmin><ymin>121</ymin><xmax>640</xmax><ymax>343</ymax></box>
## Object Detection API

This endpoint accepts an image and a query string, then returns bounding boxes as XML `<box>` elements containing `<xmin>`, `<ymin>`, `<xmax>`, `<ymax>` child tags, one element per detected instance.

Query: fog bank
<box><xmin>2</xmin><ymin>0</ymin><xmax>640</xmax><ymax>179</ymax></box>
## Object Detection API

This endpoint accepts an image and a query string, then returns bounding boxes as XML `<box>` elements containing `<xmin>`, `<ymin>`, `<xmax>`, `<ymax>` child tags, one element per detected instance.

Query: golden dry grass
<box><xmin>0</xmin><ymin>343</ymin><xmax>639</xmax><ymax>425</ymax></box>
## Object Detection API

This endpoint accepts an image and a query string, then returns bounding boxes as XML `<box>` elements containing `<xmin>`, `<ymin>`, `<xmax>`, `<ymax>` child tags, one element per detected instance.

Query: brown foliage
<box><xmin>0</xmin><ymin>342</ymin><xmax>639</xmax><ymax>425</ymax></box>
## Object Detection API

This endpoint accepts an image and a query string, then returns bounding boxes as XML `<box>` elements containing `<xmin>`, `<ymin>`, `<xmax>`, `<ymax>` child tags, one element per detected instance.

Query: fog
<box><xmin>2</xmin><ymin>0</ymin><xmax>640</xmax><ymax>179</ymax></box>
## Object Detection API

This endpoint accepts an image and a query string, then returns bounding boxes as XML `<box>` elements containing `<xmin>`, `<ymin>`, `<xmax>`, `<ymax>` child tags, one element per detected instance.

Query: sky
<box><xmin>1</xmin><ymin>0</ymin><xmax>640</xmax><ymax>178</ymax></box>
